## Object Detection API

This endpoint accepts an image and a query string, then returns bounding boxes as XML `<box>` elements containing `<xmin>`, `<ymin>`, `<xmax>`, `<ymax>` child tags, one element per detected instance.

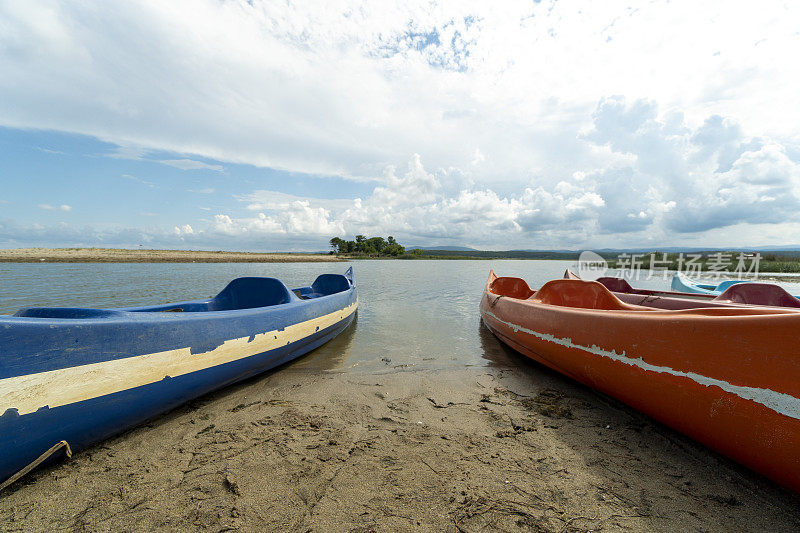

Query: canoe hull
<box><xmin>671</xmin><ymin>273</ymin><xmax>746</xmax><ymax>295</ymax></box>
<box><xmin>481</xmin><ymin>274</ymin><xmax>800</xmax><ymax>492</ymax></box>
<box><xmin>0</xmin><ymin>314</ymin><xmax>353</xmax><ymax>484</ymax></box>
<box><xmin>1</xmin><ymin>274</ymin><xmax>357</xmax><ymax>487</ymax></box>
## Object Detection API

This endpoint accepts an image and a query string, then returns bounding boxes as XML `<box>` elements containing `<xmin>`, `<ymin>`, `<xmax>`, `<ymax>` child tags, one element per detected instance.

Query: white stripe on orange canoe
<box><xmin>0</xmin><ymin>301</ymin><xmax>357</xmax><ymax>416</ymax></box>
<box><xmin>481</xmin><ymin>308</ymin><xmax>800</xmax><ymax>421</ymax></box>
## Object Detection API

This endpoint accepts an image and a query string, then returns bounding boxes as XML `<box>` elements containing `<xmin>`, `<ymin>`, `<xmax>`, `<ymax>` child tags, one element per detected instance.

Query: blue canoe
<box><xmin>671</xmin><ymin>272</ymin><xmax>800</xmax><ymax>301</ymax></box>
<box><xmin>0</xmin><ymin>268</ymin><xmax>357</xmax><ymax>488</ymax></box>
<box><xmin>670</xmin><ymin>272</ymin><xmax>750</xmax><ymax>295</ymax></box>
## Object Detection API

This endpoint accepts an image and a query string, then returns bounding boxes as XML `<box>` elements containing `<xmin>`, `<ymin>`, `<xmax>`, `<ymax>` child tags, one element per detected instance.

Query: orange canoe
<box><xmin>480</xmin><ymin>271</ymin><xmax>800</xmax><ymax>492</ymax></box>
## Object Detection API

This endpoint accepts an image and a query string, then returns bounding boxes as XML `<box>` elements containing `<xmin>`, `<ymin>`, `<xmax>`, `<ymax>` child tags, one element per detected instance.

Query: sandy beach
<box><xmin>1</xmin><ymin>359</ymin><xmax>797</xmax><ymax>532</ymax></box>
<box><xmin>0</xmin><ymin>248</ymin><xmax>341</xmax><ymax>263</ymax></box>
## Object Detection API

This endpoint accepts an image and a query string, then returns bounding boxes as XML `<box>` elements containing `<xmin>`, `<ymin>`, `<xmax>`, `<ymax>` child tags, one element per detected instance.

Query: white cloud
<box><xmin>1</xmin><ymin>1</ymin><xmax>797</xmax><ymax>185</ymax></box>
<box><xmin>667</xmin><ymin>142</ymin><xmax>800</xmax><ymax>233</ymax></box>
<box><xmin>180</xmin><ymin>155</ymin><xmax>610</xmax><ymax>246</ymax></box>
<box><xmin>38</xmin><ymin>204</ymin><xmax>72</xmax><ymax>212</ymax></box>
<box><xmin>8</xmin><ymin>96</ymin><xmax>800</xmax><ymax>250</ymax></box>
<box><xmin>370</xmin><ymin>154</ymin><xmax>440</xmax><ymax>207</ymax></box>
<box><xmin>37</xmin><ymin>147</ymin><xmax>66</xmax><ymax>155</ymax></box>
<box><xmin>238</xmin><ymin>190</ymin><xmax>353</xmax><ymax>213</ymax></box>
<box><xmin>470</xmin><ymin>148</ymin><xmax>485</xmax><ymax>166</ymax></box>
<box><xmin>581</xmin><ymin>98</ymin><xmax>800</xmax><ymax>237</ymax></box>
<box><xmin>159</xmin><ymin>159</ymin><xmax>224</xmax><ymax>172</ymax></box>
<box><xmin>106</xmin><ymin>145</ymin><xmax>149</xmax><ymax>160</ymax></box>
<box><xmin>206</xmin><ymin>202</ymin><xmax>344</xmax><ymax>238</ymax></box>
<box><xmin>161</xmin><ymin>104</ymin><xmax>800</xmax><ymax>248</ymax></box>
<box><xmin>174</xmin><ymin>224</ymin><xmax>194</xmax><ymax>236</ymax></box>
<box><xmin>122</xmin><ymin>174</ymin><xmax>157</xmax><ymax>188</ymax></box>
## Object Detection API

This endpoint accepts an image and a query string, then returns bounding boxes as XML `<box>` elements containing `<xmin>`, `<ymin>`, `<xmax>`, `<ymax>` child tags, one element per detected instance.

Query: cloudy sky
<box><xmin>1</xmin><ymin>1</ymin><xmax>799</xmax><ymax>251</ymax></box>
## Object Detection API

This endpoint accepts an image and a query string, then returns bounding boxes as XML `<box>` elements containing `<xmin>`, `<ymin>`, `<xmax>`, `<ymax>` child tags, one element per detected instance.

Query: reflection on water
<box><xmin>5</xmin><ymin>260</ymin><xmax>800</xmax><ymax>372</ymax></box>
<box><xmin>477</xmin><ymin>319</ymin><xmax>526</xmax><ymax>368</ymax></box>
<box><xmin>287</xmin><ymin>313</ymin><xmax>359</xmax><ymax>372</ymax></box>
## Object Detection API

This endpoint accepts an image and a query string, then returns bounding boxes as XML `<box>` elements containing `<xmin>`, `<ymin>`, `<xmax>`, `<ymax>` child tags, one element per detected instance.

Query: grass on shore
<box><xmin>0</xmin><ymin>248</ymin><xmax>341</xmax><ymax>263</ymax></box>
<box><xmin>6</xmin><ymin>247</ymin><xmax>800</xmax><ymax>272</ymax></box>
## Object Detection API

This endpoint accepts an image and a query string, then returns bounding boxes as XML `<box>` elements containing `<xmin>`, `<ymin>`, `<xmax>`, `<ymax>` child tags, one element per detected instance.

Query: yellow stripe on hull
<box><xmin>1</xmin><ymin>301</ymin><xmax>357</xmax><ymax>416</ymax></box>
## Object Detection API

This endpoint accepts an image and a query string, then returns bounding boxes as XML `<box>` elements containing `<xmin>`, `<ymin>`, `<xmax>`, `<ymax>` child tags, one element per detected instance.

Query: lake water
<box><xmin>3</xmin><ymin>260</ymin><xmax>800</xmax><ymax>373</ymax></box>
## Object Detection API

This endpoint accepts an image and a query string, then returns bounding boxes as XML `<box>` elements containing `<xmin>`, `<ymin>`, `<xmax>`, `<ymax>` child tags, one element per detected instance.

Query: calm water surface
<box><xmin>3</xmin><ymin>260</ymin><xmax>800</xmax><ymax>372</ymax></box>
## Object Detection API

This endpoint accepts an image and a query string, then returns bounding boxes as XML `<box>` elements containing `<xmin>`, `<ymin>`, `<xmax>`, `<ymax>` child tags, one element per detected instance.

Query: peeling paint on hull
<box><xmin>481</xmin><ymin>308</ymin><xmax>800</xmax><ymax>422</ymax></box>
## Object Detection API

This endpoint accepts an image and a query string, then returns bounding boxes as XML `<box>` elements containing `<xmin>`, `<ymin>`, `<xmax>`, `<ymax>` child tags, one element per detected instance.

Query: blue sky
<box><xmin>1</xmin><ymin>1</ymin><xmax>800</xmax><ymax>251</ymax></box>
<box><xmin>0</xmin><ymin>127</ymin><xmax>372</xmax><ymax>249</ymax></box>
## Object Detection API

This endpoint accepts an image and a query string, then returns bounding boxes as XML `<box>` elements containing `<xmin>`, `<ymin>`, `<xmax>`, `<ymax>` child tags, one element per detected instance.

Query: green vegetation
<box><xmin>409</xmin><ymin>250</ymin><xmax>580</xmax><ymax>260</ymax></box>
<box><xmin>757</xmin><ymin>257</ymin><xmax>800</xmax><ymax>273</ymax></box>
<box><xmin>329</xmin><ymin>235</ymin><xmax>406</xmax><ymax>257</ymax></box>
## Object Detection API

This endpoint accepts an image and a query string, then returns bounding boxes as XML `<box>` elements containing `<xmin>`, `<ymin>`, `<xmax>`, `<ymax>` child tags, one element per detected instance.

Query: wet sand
<box><xmin>1</xmin><ymin>357</ymin><xmax>798</xmax><ymax>532</ymax></box>
<box><xmin>0</xmin><ymin>248</ymin><xmax>340</xmax><ymax>263</ymax></box>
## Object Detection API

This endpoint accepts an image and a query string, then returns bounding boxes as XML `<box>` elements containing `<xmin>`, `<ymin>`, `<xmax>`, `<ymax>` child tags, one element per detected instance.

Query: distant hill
<box><xmin>417</xmin><ymin>249</ymin><xmax>579</xmax><ymax>259</ymax></box>
<box><xmin>406</xmin><ymin>245</ymin><xmax>480</xmax><ymax>251</ymax></box>
<box><xmin>410</xmin><ymin>246</ymin><xmax>800</xmax><ymax>260</ymax></box>
<box><xmin>420</xmin><ymin>246</ymin><xmax>800</xmax><ymax>255</ymax></box>
<box><xmin>514</xmin><ymin>246</ymin><xmax>800</xmax><ymax>254</ymax></box>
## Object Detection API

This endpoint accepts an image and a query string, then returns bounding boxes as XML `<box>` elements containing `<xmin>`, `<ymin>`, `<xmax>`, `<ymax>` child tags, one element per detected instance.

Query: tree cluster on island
<box><xmin>329</xmin><ymin>235</ymin><xmax>412</xmax><ymax>256</ymax></box>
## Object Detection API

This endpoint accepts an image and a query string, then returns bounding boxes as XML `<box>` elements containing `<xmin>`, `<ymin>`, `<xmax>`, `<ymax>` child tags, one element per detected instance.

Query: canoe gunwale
<box><xmin>7</xmin><ymin>272</ymin><xmax>355</xmax><ymax>323</ymax></box>
<box><xmin>486</xmin><ymin>280</ymin><xmax>800</xmax><ymax>319</ymax></box>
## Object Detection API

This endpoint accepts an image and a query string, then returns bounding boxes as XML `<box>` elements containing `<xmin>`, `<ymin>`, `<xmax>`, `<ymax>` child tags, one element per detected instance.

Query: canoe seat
<box><xmin>208</xmin><ymin>277</ymin><xmax>293</xmax><ymax>311</ymax></box>
<box><xmin>531</xmin><ymin>279</ymin><xmax>634</xmax><ymax>310</ymax></box>
<box><xmin>595</xmin><ymin>277</ymin><xmax>635</xmax><ymax>293</ymax></box>
<box><xmin>311</xmin><ymin>274</ymin><xmax>351</xmax><ymax>296</ymax></box>
<box><xmin>715</xmin><ymin>283</ymin><xmax>800</xmax><ymax>308</ymax></box>
<box><xmin>489</xmin><ymin>277</ymin><xmax>534</xmax><ymax>299</ymax></box>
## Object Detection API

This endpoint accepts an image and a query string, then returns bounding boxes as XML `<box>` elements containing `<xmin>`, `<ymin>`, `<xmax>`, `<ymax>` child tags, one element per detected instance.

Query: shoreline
<box><xmin>1</xmin><ymin>363</ymin><xmax>797</xmax><ymax>531</ymax></box>
<box><xmin>2</xmin><ymin>249</ymin><xmax>798</xmax><ymax>284</ymax></box>
<box><xmin>0</xmin><ymin>248</ymin><xmax>341</xmax><ymax>263</ymax></box>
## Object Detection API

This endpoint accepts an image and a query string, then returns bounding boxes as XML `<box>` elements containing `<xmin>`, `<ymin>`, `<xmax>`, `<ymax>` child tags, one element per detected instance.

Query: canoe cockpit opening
<box><xmin>12</xmin><ymin>308</ymin><xmax>123</xmax><ymax>319</ymax></box>
<box><xmin>292</xmin><ymin>274</ymin><xmax>353</xmax><ymax>299</ymax></box>
<box><xmin>488</xmin><ymin>277</ymin><xmax>535</xmax><ymax>299</ymax></box>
